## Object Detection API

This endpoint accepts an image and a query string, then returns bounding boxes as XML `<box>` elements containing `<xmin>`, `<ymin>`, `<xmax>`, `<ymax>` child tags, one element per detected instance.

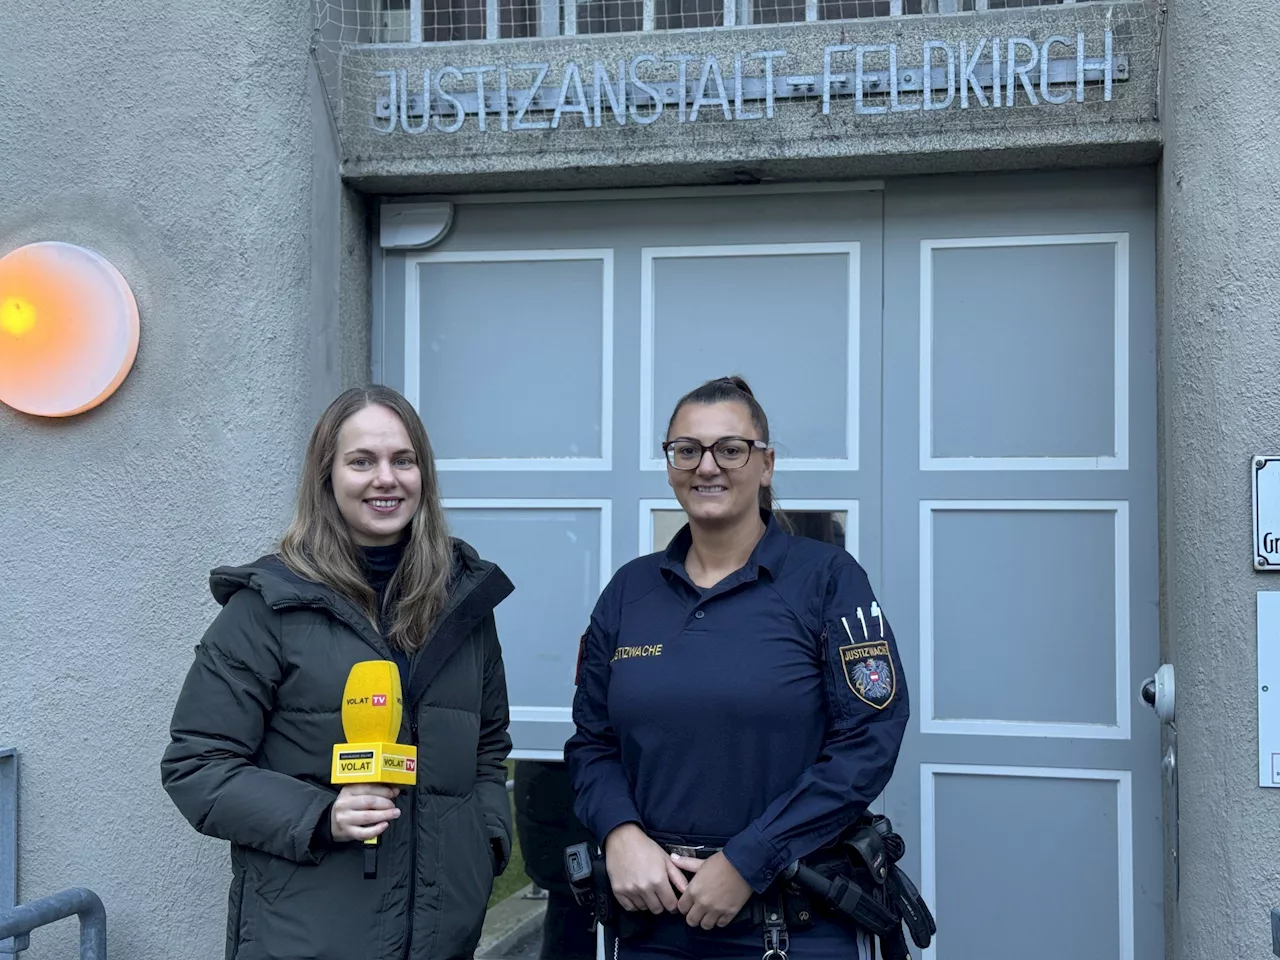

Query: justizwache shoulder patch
<box><xmin>840</xmin><ymin>641</ymin><xmax>896</xmax><ymax>710</ymax></box>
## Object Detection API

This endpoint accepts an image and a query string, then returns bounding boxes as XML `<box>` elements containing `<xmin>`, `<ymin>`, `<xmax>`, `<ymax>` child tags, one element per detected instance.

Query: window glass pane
<box><xmin>653</xmin><ymin>510</ymin><xmax>688</xmax><ymax>553</ymax></box>
<box><xmin>500</xmin><ymin>0</ymin><xmax>539</xmax><ymax>37</ymax></box>
<box><xmin>374</xmin><ymin>0</ymin><xmax>412</xmax><ymax>41</ymax></box>
<box><xmin>754</xmin><ymin>0</ymin><xmax>930</xmax><ymax>20</ymax></box>
<box><xmin>370</xmin><ymin>0</ymin><xmax>1071</xmax><ymax>41</ymax></box>
<box><xmin>752</xmin><ymin>0</ymin><xmax>805</xmax><ymax>25</ymax></box>
<box><xmin>961</xmin><ymin>0</ymin><xmax>1063</xmax><ymax>8</ymax></box>
<box><xmin>576</xmin><ymin>0</ymin><xmax>643</xmax><ymax>33</ymax></box>
<box><xmin>423</xmin><ymin>0</ymin><xmax>485</xmax><ymax>41</ymax></box>
<box><xmin>785</xmin><ymin>511</ymin><xmax>849</xmax><ymax>550</ymax></box>
<box><xmin>818</xmin><ymin>0</ymin><xmax>890</xmax><ymax>19</ymax></box>
<box><xmin>656</xmin><ymin>0</ymin><xmax>723</xmax><ymax>29</ymax></box>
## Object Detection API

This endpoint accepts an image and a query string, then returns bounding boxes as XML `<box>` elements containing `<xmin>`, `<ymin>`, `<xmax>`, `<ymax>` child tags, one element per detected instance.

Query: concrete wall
<box><xmin>338</xmin><ymin>1</ymin><xmax>1162</xmax><ymax>193</ymax></box>
<box><xmin>340</xmin><ymin>183</ymin><xmax>374</xmax><ymax>394</ymax></box>
<box><xmin>1161</xmin><ymin>0</ymin><xmax>1280</xmax><ymax>957</ymax></box>
<box><xmin>311</xmin><ymin>63</ymin><xmax>374</xmax><ymax>419</ymax></box>
<box><xmin>0</xmin><ymin>3</ymin><xmax>367</xmax><ymax>957</ymax></box>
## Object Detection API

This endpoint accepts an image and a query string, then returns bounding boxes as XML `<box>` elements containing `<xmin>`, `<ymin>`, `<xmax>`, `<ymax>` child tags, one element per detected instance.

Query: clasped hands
<box><xmin>603</xmin><ymin>823</ymin><xmax>752</xmax><ymax>930</ymax></box>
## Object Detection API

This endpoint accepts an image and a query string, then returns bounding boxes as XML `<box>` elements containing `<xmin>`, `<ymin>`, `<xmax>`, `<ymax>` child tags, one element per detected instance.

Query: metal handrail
<box><xmin>0</xmin><ymin>749</ymin><xmax>15</xmax><ymax>956</ymax></box>
<box><xmin>0</xmin><ymin>888</ymin><xmax>106</xmax><ymax>960</ymax></box>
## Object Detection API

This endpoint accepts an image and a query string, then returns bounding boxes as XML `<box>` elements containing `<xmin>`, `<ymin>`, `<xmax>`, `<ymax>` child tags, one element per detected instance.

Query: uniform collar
<box><xmin>661</xmin><ymin>509</ymin><xmax>787</xmax><ymax>583</ymax></box>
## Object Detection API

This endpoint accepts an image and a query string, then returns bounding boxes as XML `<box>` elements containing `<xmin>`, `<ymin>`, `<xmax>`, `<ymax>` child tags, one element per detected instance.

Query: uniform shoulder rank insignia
<box><xmin>838</xmin><ymin>613</ymin><xmax>896</xmax><ymax>710</ymax></box>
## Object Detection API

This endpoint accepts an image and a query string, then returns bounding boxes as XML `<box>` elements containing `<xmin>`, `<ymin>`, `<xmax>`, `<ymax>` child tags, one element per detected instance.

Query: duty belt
<box><xmin>660</xmin><ymin>843</ymin><xmax>720</xmax><ymax>860</ymax></box>
<box><xmin>565</xmin><ymin>815</ymin><xmax>936</xmax><ymax>960</ymax></box>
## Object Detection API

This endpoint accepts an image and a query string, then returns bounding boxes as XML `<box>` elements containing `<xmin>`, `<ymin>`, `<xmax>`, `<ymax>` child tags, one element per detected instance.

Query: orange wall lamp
<box><xmin>0</xmin><ymin>242</ymin><xmax>140</xmax><ymax>417</ymax></box>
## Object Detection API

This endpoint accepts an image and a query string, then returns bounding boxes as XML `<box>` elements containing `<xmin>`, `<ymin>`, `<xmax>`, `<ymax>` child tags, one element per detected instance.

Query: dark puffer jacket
<box><xmin>161</xmin><ymin>540</ymin><xmax>514</xmax><ymax>960</ymax></box>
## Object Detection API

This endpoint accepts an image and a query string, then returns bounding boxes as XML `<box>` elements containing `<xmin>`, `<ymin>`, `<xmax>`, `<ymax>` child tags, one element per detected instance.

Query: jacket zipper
<box><xmin>278</xmin><ymin>600</ymin><xmax>416</xmax><ymax>955</ymax></box>
<box><xmin>403</xmin><ymin>709</ymin><xmax>419</xmax><ymax>960</ymax></box>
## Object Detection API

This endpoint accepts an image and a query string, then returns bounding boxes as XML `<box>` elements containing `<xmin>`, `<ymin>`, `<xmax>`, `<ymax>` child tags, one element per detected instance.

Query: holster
<box><xmin>784</xmin><ymin>814</ymin><xmax>936</xmax><ymax>957</ymax></box>
<box><xmin>564</xmin><ymin>841</ymin><xmax>661</xmax><ymax>940</ymax></box>
<box><xmin>564</xmin><ymin>842</ymin><xmax>613</xmax><ymax>929</ymax></box>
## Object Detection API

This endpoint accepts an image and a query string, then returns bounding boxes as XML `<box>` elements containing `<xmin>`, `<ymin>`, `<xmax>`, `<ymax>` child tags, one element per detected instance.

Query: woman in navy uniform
<box><xmin>565</xmin><ymin>376</ymin><xmax>909</xmax><ymax>959</ymax></box>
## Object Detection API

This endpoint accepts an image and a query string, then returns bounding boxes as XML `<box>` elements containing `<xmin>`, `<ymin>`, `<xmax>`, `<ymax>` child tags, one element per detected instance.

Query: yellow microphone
<box><xmin>331</xmin><ymin>660</ymin><xmax>417</xmax><ymax>878</ymax></box>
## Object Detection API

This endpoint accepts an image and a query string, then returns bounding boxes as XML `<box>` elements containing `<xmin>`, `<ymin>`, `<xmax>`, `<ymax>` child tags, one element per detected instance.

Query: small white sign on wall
<box><xmin>1253</xmin><ymin>457</ymin><xmax>1280</xmax><ymax>570</ymax></box>
<box><xmin>1257</xmin><ymin>592</ymin><xmax>1280</xmax><ymax>788</ymax></box>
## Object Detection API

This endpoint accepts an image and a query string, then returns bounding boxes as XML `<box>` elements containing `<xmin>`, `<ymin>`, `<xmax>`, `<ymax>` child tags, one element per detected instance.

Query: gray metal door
<box><xmin>380</xmin><ymin>170</ymin><xmax>1161</xmax><ymax>958</ymax></box>
<box><xmin>880</xmin><ymin>169</ymin><xmax>1161</xmax><ymax>960</ymax></box>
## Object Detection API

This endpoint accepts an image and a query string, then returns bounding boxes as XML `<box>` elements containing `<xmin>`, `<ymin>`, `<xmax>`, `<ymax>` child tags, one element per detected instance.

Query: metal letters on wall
<box><xmin>371</xmin><ymin>29</ymin><xmax>1125</xmax><ymax>134</ymax></box>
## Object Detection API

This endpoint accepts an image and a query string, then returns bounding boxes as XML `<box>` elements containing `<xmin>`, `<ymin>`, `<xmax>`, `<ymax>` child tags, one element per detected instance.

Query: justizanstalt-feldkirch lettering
<box><xmin>373</xmin><ymin>29</ymin><xmax>1119</xmax><ymax>134</ymax></box>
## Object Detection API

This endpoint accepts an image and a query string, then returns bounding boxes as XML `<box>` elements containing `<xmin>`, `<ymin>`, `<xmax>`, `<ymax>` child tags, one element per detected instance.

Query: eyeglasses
<box><xmin>662</xmin><ymin>436</ymin><xmax>769</xmax><ymax>470</ymax></box>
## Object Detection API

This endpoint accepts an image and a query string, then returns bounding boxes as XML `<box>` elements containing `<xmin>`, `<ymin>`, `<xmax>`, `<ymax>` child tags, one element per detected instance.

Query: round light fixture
<box><xmin>0</xmin><ymin>242</ymin><xmax>140</xmax><ymax>417</ymax></box>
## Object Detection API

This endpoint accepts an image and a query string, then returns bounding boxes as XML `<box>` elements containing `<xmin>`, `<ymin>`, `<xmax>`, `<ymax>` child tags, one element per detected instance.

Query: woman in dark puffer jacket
<box><xmin>162</xmin><ymin>385</ymin><xmax>515</xmax><ymax>960</ymax></box>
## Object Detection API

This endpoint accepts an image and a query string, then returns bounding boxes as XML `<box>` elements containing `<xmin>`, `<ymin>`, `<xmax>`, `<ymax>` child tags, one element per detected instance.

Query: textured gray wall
<box><xmin>1161</xmin><ymin>0</ymin><xmax>1280</xmax><ymax>958</ymax></box>
<box><xmin>312</xmin><ymin>61</ymin><xmax>346</xmax><ymax>419</ymax></box>
<box><xmin>0</xmin><ymin>3</ymin><xmax>366</xmax><ymax>958</ymax></box>
<box><xmin>311</xmin><ymin>62</ymin><xmax>374</xmax><ymax>417</ymax></box>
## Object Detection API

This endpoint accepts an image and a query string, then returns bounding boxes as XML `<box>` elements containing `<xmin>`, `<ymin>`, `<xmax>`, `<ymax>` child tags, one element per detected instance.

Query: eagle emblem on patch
<box><xmin>840</xmin><ymin>641</ymin><xmax>896</xmax><ymax>710</ymax></box>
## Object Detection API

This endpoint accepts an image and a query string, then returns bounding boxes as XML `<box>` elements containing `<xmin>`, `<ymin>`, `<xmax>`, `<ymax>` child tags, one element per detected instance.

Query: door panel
<box><xmin>445</xmin><ymin>500</ymin><xmax>611</xmax><ymax>752</ymax></box>
<box><xmin>643</xmin><ymin>244</ymin><xmax>861</xmax><ymax>467</ymax></box>
<box><xmin>414</xmin><ymin>255</ymin><xmax>610</xmax><ymax>464</ymax></box>
<box><xmin>927</xmin><ymin>240</ymin><xmax>1122</xmax><ymax>463</ymax></box>
<box><xmin>882</xmin><ymin>169</ymin><xmax>1160</xmax><ymax>960</ymax></box>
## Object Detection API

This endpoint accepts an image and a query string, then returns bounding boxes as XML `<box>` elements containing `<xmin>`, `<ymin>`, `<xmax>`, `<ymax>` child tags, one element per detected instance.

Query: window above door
<box><xmin>361</xmin><ymin>0</ymin><xmax>1092</xmax><ymax>42</ymax></box>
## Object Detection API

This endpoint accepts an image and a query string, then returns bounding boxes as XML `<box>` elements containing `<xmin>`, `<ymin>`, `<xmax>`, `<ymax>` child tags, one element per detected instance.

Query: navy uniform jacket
<box><xmin>565</xmin><ymin>512</ymin><xmax>909</xmax><ymax>894</ymax></box>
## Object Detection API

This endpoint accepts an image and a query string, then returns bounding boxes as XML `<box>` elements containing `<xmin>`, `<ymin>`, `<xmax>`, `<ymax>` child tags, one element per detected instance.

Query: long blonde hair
<box><xmin>279</xmin><ymin>386</ymin><xmax>452</xmax><ymax>652</ymax></box>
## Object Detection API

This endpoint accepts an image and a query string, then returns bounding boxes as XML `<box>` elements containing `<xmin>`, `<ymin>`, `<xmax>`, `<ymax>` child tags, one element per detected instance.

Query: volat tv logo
<box><xmin>337</xmin><ymin>749</ymin><xmax>375</xmax><ymax>774</ymax></box>
<box><xmin>345</xmin><ymin>694</ymin><xmax>390</xmax><ymax>706</ymax></box>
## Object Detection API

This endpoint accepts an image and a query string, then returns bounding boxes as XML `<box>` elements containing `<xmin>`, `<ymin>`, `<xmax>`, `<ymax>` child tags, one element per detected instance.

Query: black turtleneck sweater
<box><xmin>361</xmin><ymin>539</ymin><xmax>411</xmax><ymax>682</ymax></box>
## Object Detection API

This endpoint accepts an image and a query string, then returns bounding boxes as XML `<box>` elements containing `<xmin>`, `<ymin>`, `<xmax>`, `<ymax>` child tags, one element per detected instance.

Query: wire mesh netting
<box><xmin>312</xmin><ymin>0</ymin><xmax>1159</xmax><ymax>166</ymax></box>
<box><xmin>317</xmin><ymin>0</ymin><xmax>1126</xmax><ymax>42</ymax></box>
